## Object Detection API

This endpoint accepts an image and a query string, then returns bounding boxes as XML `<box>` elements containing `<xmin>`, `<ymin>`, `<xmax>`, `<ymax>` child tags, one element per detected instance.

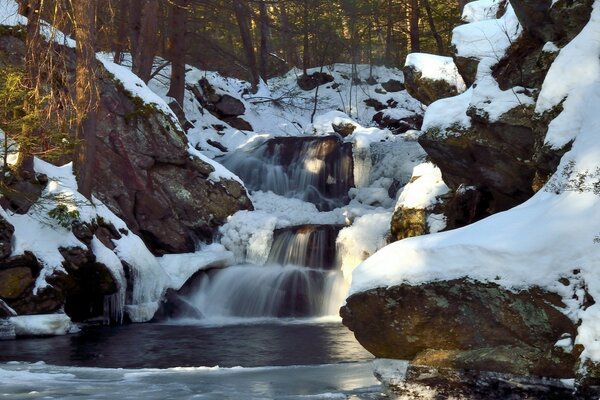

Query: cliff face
<box><xmin>0</xmin><ymin>31</ymin><xmax>252</xmax><ymax>326</ymax></box>
<box><xmin>343</xmin><ymin>0</ymin><xmax>600</xmax><ymax>395</ymax></box>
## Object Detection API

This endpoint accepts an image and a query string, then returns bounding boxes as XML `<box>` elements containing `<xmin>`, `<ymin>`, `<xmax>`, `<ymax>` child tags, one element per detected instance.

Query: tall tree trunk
<box><xmin>422</xmin><ymin>0</ymin><xmax>444</xmax><ymax>54</ymax></box>
<box><xmin>302</xmin><ymin>0</ymin><xmax>309</xmax><ymax>75</ymax></box>
<box><xmin>279</xmin><ymin>2</ymin><xmax>297</xmax><ymax>67</ymax></box>
<box><xmin>132</xmin><ymin>0</ymin><xmax>158</xmax><ymax>83</ymax></box>
<box><xmin>384</xmin><ymin>0</ymin><xmax>394</xmax><ymax>65</ymax></box>
<box><xmin>166</xmin><ymin>0</ymin><xmax>189</xmax><ymax>105</ymax></box>
<box><xmin>73</xmin><ymin>0</ymin><xmax>98</xmax><ymax>199</ymax></box>
<box><xmin>16</xmin><ymin>0</ymin><xmax>41</xmax><ymax>173</ymax></box>
<box><xmin>233</xmin><ymin>0</ymin><xmax>259</xmax><ymax>90</ymax></box>
<box><xmin>130</xmin><ymin>0</ymin><xmax>141</xmax><ymax>58</ymax></box>
<box><xmin>113</xmin><ymin>0</ymin><xmax>128</xmax><ymax>64</ymax></box>
<box><xmin>258</xmin><ymin>0</ymin><xmax>270</xmax><ymax>82</ymax></box>
<box><xmin>409</xmin><ymin>0</ymin><xmax>420</xmax><ymax>53</ymax></box>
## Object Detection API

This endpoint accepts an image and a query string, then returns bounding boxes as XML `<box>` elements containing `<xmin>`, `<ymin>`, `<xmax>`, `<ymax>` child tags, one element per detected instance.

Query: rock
<box><xmin>207</xmin><ymin>139</ymin><xmax>229</xmax><ymax>153</ymax></box>
<box><xmin>331</xmin><ymin>121</ymin><xmax>356</xmax><ymax>137</ymax></box>
<box><xmin>363</xmin><ymin>98</ymin><xmax>386</xmax><ymax>111</ymax></box>
<box><xmin>221</xmin><ymin>116</ymin><xmax>253</xmax><ymax>131</ymax></box>
<box><xmin>511</xmin><ymin>0</ymin><xmax>593</xmax><ymax>45</ymax></box>
<box><xmin>381</xmin><ymin>79</ymin><xmax>405</xmax><ymax>92</ymax></box>
<box><xmin>297</xmin><ymin>72</ymin><xmax>334</xmax><ymax>91</ymax></box>
<box><xmin>342</xmin><ymin>280</ymin><xmax>577</xmax><ymax>379</ymax></box>
<box><xmin>403</xmin><ymin>64</ymin><xmax>463</xmax><ymax>106</ymax></box>
<box><xmin>0</xmin><ymin>213</ymin><xmax>14</xmax><ymax>260</ymax></box>
<box><xmin>0</xmin><ymin>33</ymin><xmax>26</xmax><ymax>66</ymax></box>
<box><xmin>71</xmin><ymin>221</ymin><xmax>94</xmax><ymax>245</ymax></box>
<box><xmin>453</xmin><ymin>55</ymin><xmax>479</xmax><ymax>87</ymax></box>
<box><xmin>153</xmin><ymin>288</ymin><xmax>203</xmax><ymax>321</ymax></box>
<box><xmin>390</xmin><ymin>208</ymin><xmax>428</xmax><ymax>241</ymax></box>
<box><xmin>168</xmin><ymin>100</ymin><xmax>194</xmax><ymax>131</ymax></box>
<box><xmin>0</xmin><ymin>267</ymin><xmax>34</xmax><ymax>299</ymax></box>
<box><xmin>419</xmin><ymin>104</ymin><xmax>538</xmax><ymax>214</ymax></box>
<box><xmin>94</xmin><ymin>67</ymin><xmax>253</xmax><ymax>254</ymax></box>
<box><xmin>215</xmin><ymin>94</ymin><xmax>245</xmax><ymax>117</ymax></box>
<box><xmin>373</xmin><ymin>112</ymin><xmax>423</xmax><ymax>134</ymax></box>
<box><xmin>492</xmin><ymin>32</ymin><xmax>556</xmax><ymax>91</ymax></box>
<box><xmin>381</xmin><ymin>364</ymin><xmax>579</xmax><ymax>399</ymax></box>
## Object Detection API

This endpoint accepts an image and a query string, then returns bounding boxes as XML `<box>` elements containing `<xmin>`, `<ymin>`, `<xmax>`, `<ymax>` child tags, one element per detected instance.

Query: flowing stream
<box><xmin>0</xmin><ymin>135</ymin><xmax>383</xmax><ymax>399</ymax></box>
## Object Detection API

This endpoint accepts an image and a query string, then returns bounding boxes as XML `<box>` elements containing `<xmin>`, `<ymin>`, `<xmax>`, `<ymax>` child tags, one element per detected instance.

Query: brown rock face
<box><xmin>94</xmin><ymin>70</ymin><xmax>253</xmax><ymax>254</ymax></box>
<box><xmin>0</xmin><ymin>214</ymin><xmax>14</xmax><ymax>260</ymax></box>
<box><xmin>403</xmin><ymin>65</ymin><xmax>462</xmax><ymax>106</ymax></box>
<box><xmin>511</xmin><ymin>0</ymin><xmax>593</xmax><ymax>45</ymax></box>
<box><xmin>341</xmin><ymin>279</ymin><xmax>577</xmax><ymax>378</ymax></box>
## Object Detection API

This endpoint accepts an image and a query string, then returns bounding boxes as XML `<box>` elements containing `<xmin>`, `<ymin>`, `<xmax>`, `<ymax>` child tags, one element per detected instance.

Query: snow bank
<box><xmin>396</xmin><ymin>163</ymin><xmax>449</xmax><ymax>210</ymax></box>
<box><xmin>405</xmin><ymin>53</ymin><xmax>466</xmax><ymax>92</ymax></box>
<box><xmin>462</xmin><ymin>0</ymin><xmax>502</xmax><ymax>23</ymax></box>
<box><xmin>349</xmin><ymin>0</ymin><xmax>600</xmax><ymax>366</ymax></box>
<box><xmin>10</xmin><ymin>314</ymin><xmax>76</xmax><ymax>337</ymax></box>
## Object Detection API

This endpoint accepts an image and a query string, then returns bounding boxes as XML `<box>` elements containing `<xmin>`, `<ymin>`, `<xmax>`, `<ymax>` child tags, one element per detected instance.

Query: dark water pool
<box><xmin>0</xmin><ymin>321</ymin><xmax>374</xmax><ymax>369</ymax></box>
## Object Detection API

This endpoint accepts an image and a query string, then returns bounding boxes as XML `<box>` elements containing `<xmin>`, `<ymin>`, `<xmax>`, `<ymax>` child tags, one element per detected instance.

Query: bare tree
<box><xmin>132</xmin><ymin>0</ymin><xmax>159</xmax><ymax>83</ymax></box>
<box><xmin>166</xmin><ymin>0</ymin><xmax>190</xmax><ymax>105</ymax></box>
<box><xmin>72</xmin><ymin>0</ymin><xmax>98</xmax><ymax>199</ymax></box>
<box><xmin>233</xmin><ymin>0</ymin><xmax>259</xmax><ymax>90</ymax></box>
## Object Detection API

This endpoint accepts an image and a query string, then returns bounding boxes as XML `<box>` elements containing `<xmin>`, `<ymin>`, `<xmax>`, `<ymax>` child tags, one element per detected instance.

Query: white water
<box><xmin>220</xmin><ymin>136</ymin><xmax>353</xmax><ymax>211</ymax></box>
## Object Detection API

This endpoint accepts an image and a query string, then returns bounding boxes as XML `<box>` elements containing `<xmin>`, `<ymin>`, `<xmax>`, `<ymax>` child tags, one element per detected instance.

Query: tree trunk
<box><xmin>16</xmin><ymin>0</ymin><xmax>41</xmax><ymax>173</ymax></box>
<box><xmin>258</xmin><ymin>0</ymin><xmax>270</xmax><ymax>82</ymax></box>
<box><xmin>73</xmin><ymin>0</ymin><xmax>98</xmax><ymax>199</ymax></box>
<box><xmin>279</xmin><ymin>2</ymin><xmax>297</xmax><ymax>67</ymax></box>
<box><xmin>132</xmin><ymin>0</ymin><xmax>159</xmax><ymax>83</ymax></box>
<box><xmin>384</xmin><ymin>0</ymin><xmax>394</xmax><ymax>65</ymax></box>
<box><xmin>113</xmin><ymin>0</ymin><xmax>128</xmax><ymax>64</ymax></box>
<box><xmin>422</xmin><ymin>0</ymin><xmax>444</xmax><ymax>54</ymax></box>
<box><xmin>409</xmin><ymin>0</ymin><xmax>420</xmax><ymax>53</ymax></box>
<box><xmin>166</xmin><ymin>0</ymin><xmax>189</xmax><ymax>105</ymax></box>
<box><xmin>302</xmin><ymin>0</ymin><xmax>309</xmax><ymax>75</ymax></box>
<box><xmin>233</xmin><ymin>0</ymin><xmax>259</xmax><ymax>90</ymax></box>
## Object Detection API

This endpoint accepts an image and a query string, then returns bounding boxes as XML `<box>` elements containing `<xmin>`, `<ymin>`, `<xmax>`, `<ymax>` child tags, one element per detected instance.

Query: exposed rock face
<box><xmin>381</xmin><ymin>79</ymin><xmax>405</xmax><ymax>93</ymax></box>
<box><xmin>390</xmin><ymin>208</ymin><xmax>427</xmax><ymax>241</ymax></box>
<box><xmin>403</xmin><ymin>65</ymin><xmax>463</xmax><ymax>106</ymax></box>
<box><xmin>0</xmin><ymin>214</ymin><xmax>13</xmax><ymax>259</ymax></box>
<box><xmin>373</xmin><ymin>112</ymin><xmax>423</xmax><ymax>134</ymax></box>
<box><xmin>95</xmin><ymin>70</ymin><xmax>253</xmax><ymax>254</ymax></box>
<box><xmin>189</xmin><ymin>78</ymin><xmax>253</xmax><ymax>131</ymax></box>
<box><xmin>341</xmin><ymin>279</ymin><xmax>577</xmax><ymax>378</ymax></box>
<box><xmin>511</xmin><ymin>0</ymin><xmax>593</xmax><ymax>45</ymax></box>
<box><xmin>297</xmin><ymin>71</ymin><xmax>334</xmax><ymax>91</ymax></box>
<box><xmin>419</xmin><ymin>104</ymin><xmax>539</xmax><ymax>214</ymax></box>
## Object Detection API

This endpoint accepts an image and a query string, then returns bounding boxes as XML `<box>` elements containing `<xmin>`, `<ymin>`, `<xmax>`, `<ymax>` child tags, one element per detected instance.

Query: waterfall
<box><xmin>181</xmin><ymin>136</ymin><xmax>357</xmax><ymax>321</ymax></box>
<box><xmin>220</xmin><ymin>136</ymin><xmax>354</xmax><ymax>211</ymax></box>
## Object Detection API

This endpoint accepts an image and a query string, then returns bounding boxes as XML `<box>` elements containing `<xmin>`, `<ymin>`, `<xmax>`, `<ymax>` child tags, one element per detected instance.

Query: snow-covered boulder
<box><xmin>403</xmin><ymin>53</ymin><xmax>466</xmax><ymax>106</ymax></box>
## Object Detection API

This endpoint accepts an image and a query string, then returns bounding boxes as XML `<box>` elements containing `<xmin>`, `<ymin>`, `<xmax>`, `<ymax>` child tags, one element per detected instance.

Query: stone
<box><xmin>381</xmin><ymin>79</ymin><xmax>405</xmax><ymax>92</ymax></box>
<box><xmin>168</xmin><ymin>100</ymin><xmax>194</xmax><ymax>131</ymax></box>
<box><xmin>0</xmin><ymin>267</ymin><xmax>34</xmax><ymax>299</ymax></box>
<box><xmin>331</xmin><ymin>121</ymin><xmax>356</xmax><ymax>137</ymax></box>
<box><xmin>0</xmin><ymin>213</ymin><xmax>14</xmax><ymax>260</ymax></box>
<box><xmin>363</xmin><ymin>98</ymin><xmax>386</xmax><ymax>111</ymax></box>
<box><xmin>381</xmin><ymin>364</ymin><xmax>579</xmax><ymax>399</ymax></box>
<box><xmin>93</xmin><ymin>67</ymin><xmax>253</xmax><ymax>254</ymax></box>
<box><xmin>453</xmin><ymin>55</ymin><xmax>479</xmax><ymax>87</ymax></box>
<box><xmin>373</xmin><ymin>112</ymin><xmax>423</xmax><ymax>134</ymax></box>
<box><xmin>341</xmin><ymin>279</ymin><xmax>576</xmax><ymax>378</ymax></box>
<box><xmin>297</xmin><ymin>72</ymin><xmax>334</xmax><ymax>91</ymax></box>
<box><xmin>511</xmin><ymin>0</ymin><xmax>593</xmax><ymax>45</ymax></box>
<box><xmin>418</xmin><ymin>104</ymin><xmax>538</xmax><ymax>214</ymax></box>
<box><xmin>403</xmin><ymin>64</ymin><xmax>463</xmax><ymax>106</ymax></box>
<box><xmin>390</xmin><ymin>208</ymin><xmax>428</xmax><ymax>241</ymax></box>
<box><xmin>153</xmin><ymin>288</ymin><xmax>203</xmax><ymax>321</ymax></box>
<box><xmin>221</xmin><ymin>116</ymin><xmax>253</xmax><ymax>131</ymax></box>
<box><xmin>215</xmin><ymin>94</ymin><xmax>245</xmax><ymax>117</ymax></box>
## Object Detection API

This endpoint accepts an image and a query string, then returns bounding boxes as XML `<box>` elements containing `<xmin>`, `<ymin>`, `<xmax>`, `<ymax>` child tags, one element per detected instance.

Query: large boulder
<box><xmin>403</xmin><ymin>54</ymin><xmax>465</xmax><ymax>106</ymax></box>
<box><xmin>94</xmin><ymin>67</ymin><xmax>253</xmax><ymax>255</ymax></box>
<box><xmin>341</xmin><ymin>279</ymin><xmax>577</xmax><ymax>379</ymax></box>
<box><xmin>511</xmin><ymin>0</ymin><xmax>593</xmax><ymax>45</ymax></box>
<box><xmin>0</xmin><ymin>214</ymin><xmax>13</xmax><ymax>260</ymax></box>
<box><xmin>419</xmin><ymin>104</ymin><xmax>539</xmax><ymax>214</ymax></box>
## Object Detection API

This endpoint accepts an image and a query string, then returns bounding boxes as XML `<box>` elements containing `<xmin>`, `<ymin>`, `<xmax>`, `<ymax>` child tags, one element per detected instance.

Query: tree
<box><xmin>132</xmin><ymin>0</ymin><xmax>159</xmax><ymax>83</ymax></box>
<box><xmin>233</xmin><ymin>0</ymin><xmax>259</xmax><ymax>90</ymax></box>
<box><xmin>72</xmin><ymin>0</ymin><xmax>98</xmax><ymax>199</ymax></box>
<box><xmin>166</xmin><ymin>0</ymin><xmax>190</xmax><ymax>106</ymax></box>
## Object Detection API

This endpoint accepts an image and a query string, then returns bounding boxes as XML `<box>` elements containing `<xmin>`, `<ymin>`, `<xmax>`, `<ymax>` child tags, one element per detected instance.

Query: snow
<box><xmin>405</xmin><ymin>53</ymin><xmax>466</xmax><ymax>92</ymax></box>
<box><xmin>159</xmin><ymin>244</ymin><xmax>235</xmax><ymax>291</ymax></box>
<box><xmin>97</xmin><ymin>54</ymin><xmax>181</xmax><ymax>127</ymax></box>
<box><xmin>349</xmin><ymin>0</ymin><xmax>600</xmax><ymax>368</ymax></box>
<box><xmin>396</xmin><ymin>163</ymin><xmax>449</xmax><ymax>210</ymax></box>
<box><xmin>462</xmin><ymin>0</ymin><xmax>501</xmax><ymax>23</ymax></box>
<box><xmin>9</xmin><ymin>314</ymin><xmax>76</xmax><ymax>337</ymax></box>
<box><xmin>536</xmin><ymin>3</ymin><xmax>600</xmax><ymax>149</ymax></box>
<box><xmin>187</xmin><ymin>144</ymin><xmax>244</xmax><ymax>184</ymax></box>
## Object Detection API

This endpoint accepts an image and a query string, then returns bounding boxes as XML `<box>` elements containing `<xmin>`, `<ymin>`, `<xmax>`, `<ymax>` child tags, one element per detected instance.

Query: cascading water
<box><xmin>219</xmin><ymin>136</ymin><xmax>354</xmax><ymax>211</ymax></box>
<box><xmin>183</xmin><ymin>136</ymin><xmax>355</xmax><ymax>321</ymax></box>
